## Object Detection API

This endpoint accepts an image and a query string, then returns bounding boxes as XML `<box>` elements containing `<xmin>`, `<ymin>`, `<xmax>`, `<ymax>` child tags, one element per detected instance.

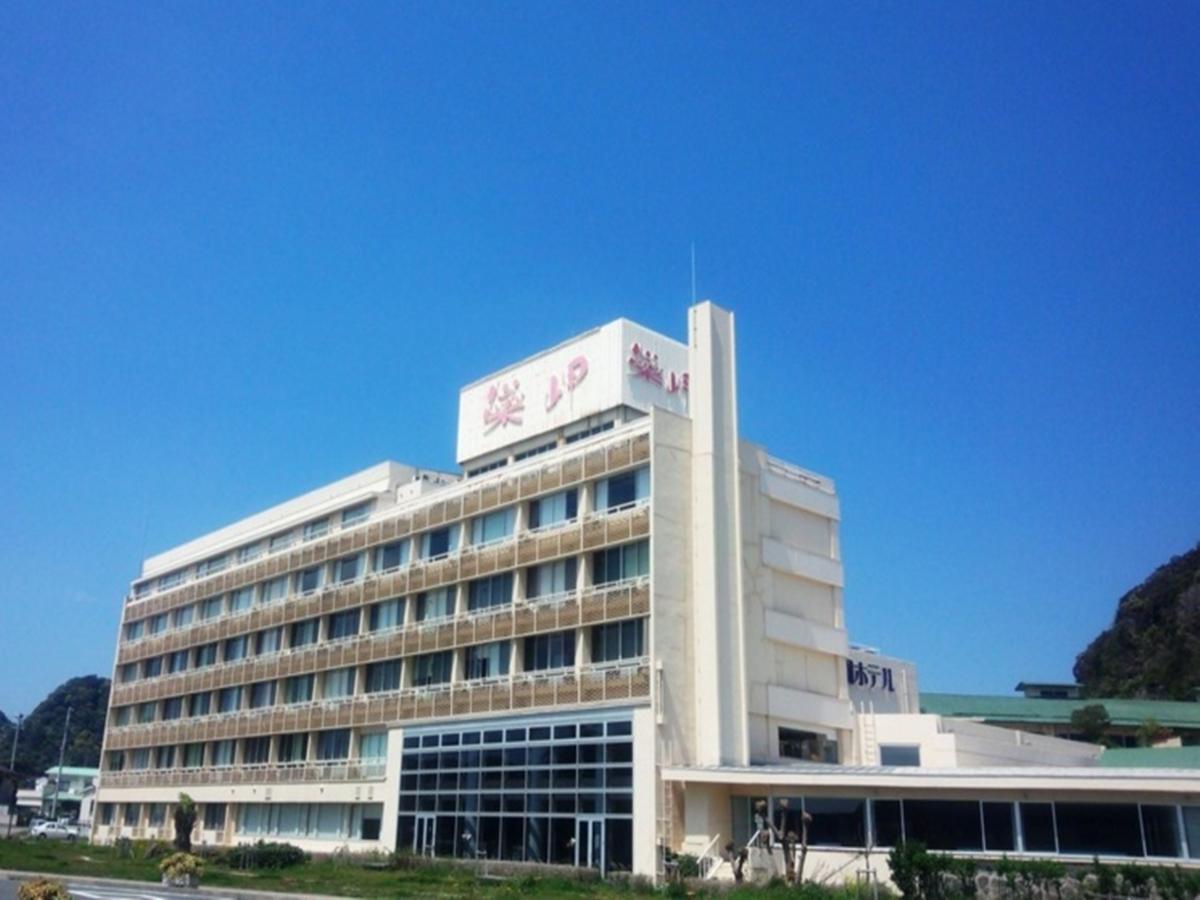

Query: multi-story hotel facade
<box><xmin>93</xmin><ymin>303</ymin><xmax>1200</xmax><ymax>882</ymax></box>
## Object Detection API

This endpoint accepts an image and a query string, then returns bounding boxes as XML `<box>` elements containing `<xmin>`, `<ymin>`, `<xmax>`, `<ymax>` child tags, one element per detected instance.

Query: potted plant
<box><xmin>159</xmin><ymin>851</ymin><xmax>204</xmax><ymax>888</ymax></box>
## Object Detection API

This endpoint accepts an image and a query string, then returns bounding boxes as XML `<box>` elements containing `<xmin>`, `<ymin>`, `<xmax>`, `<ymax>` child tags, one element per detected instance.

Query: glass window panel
<box><xmin>982</xmin><ymin>802</ymin><xmax>1015</xmax><ymax>852</ymax></box>
<box><xmin>902</xmin><ymin>800</ymin><xmax>982</xmax><ymax>851</ymax></box>
<box><xmin>369</xmin><ymin>598</ymin><xmax>405</xmax><ymax>632</ymax></box>
<box><xmin>804</xmin><ymin>797</ymin><xmax>866</xmax><ymax>848</ymax></box>
<box><xmin>229</xmin><ymin>586</ymin><xmax>254</xmax><ymax>612</ymax></box>
<box><xmin>1019</xmin><ymin>803</ymin><xmax>1057</xmax><ymax>852</ymax></box>
<box><xmin>376</xmin><ymin>539</ymin><xmax>410</xmax><ymax>572</ymax></box>
<box><xmin>322</xmin><ymin>667</ymin><xmax>356</xmax><ymax>699</ymax></box>
<box><xmin>290</xmin><ymin>618</ymin><xmax>319</xmax><ymax>648</ymax></box>
<box><xmin>468</xmin><ymin>573</ymin><xmax>513</xmax><ymax>612</ymax></box>
<box><xmin>412</xmin><ymin>651</ymin><xmax>453</xmax><ymax>686</ymax></box>
<box><xmin>327</xmin><ymin>609</ymin><xmax>361</xmax><ymax>640</ymax></box>
<box><xmin>466</xmin><ymin>641</ymin><xmax>511</xmax><ymax>680</ymax></box>
<box><xmin>1141</xmin><ymin>805</ymin><xmax>1182</xmax><ymax>858</ymax></box>
<box><xmin>417</xmin><ymin>588</ymin><xmax>455</xmax><ymax>622</ymax></box>
<box><xmin>365</xmin><ymin>660</ymin><xmax>402</xmax><ymax>693</ymax></box>
<box><xmin>1056</xmin><ymin>803</ymin><xmax>1143</xmax><ymax>857</ymax></box>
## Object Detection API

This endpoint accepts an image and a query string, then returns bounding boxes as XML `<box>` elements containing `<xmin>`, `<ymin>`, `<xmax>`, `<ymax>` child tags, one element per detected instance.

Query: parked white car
<box><xmin>30</xmin><ymin>820</ymin><xmax>79</xmax><ymax>840</ymax></box>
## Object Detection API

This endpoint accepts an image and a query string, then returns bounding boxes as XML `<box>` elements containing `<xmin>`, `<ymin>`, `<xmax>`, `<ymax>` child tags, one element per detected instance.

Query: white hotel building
<box><xmin>94</xmin><ymin>303</ymin><xmax>1200</xmax><ymax>882</ymax></box>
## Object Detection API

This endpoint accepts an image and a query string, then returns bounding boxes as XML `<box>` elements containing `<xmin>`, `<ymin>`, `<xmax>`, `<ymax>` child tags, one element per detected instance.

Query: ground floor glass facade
<box><xmin>397</xmin><ymin>710</ymin><xmax>635</xmax><ymax>873</ymax></box>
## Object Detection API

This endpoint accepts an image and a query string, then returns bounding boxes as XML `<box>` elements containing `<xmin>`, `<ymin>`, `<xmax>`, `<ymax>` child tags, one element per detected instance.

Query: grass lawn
<box><xmin>0</xmin><ymin>839</ymin><xmax>652</xmax><ymax>898</ymax></box>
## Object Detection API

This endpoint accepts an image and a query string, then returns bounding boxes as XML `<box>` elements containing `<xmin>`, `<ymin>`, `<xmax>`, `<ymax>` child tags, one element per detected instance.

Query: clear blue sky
<box><xmin>2</xmin><ymin>2</ymin><xmax>1197</xmax><ymax>716</ymax></box>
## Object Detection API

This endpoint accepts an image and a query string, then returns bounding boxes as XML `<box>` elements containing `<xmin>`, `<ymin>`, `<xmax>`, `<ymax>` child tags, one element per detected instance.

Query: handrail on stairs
<box><xmin>697</xmin><ymin>833</ymin><xmax>723</xmax><ymax>879</ymax></box>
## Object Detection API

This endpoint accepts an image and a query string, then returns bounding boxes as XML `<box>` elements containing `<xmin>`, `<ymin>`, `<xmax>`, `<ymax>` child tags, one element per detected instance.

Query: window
<box><xmin>376</xmin><ymin>539</ymin><xmax>410</xmax><ymax>572</ymax></box>
<box><xmin>316</xmin><ymin>728</ymin><xmax>351</xmax><ymax>760</ymax></box>
<box><xmin>278</xmin><ymin>733</ymin><xmax>307</xmax><ymax>763</ymax></box>
<box><xmin>147</xmin><ymin>802</ymin><xmax>167</xmax><ymax>826</ymax></box>
<box><xmin>131</xmin><ymin>748</ymin><xmax>150</xmax><ymax>769</ymax></box>
<box><xmin>124</xmin><ymin>620</ymin><xmax>144</xmax><ymax>641</ymax></box>
<box><xmin>238</xmin><ymin>542</ymin><xmax>263</xmax><ymax>564</ymax></box>
<box><xmin>217</xmin><ymin>686</ymin><xmax>243</xmax><ymax>713</ymax></box>
<box><xmin>421</xmin><ymin>525</ymin><xmax>459</xmax><ymax>560</ymax></box>
<box><xmin>983</xmin><ymin>802</ymin><xmax>1016</xmax><ymax>852</ymax></box>
<box><xmin>468</xmin><ymin>573</ymin><xmax>513</xmax><ymax>612</ymax></box>
<box><xmin>154</xmin><ymin>747</ymin><xmax>174</xmax><ymax>770</ymax></box>
<box><xmin>290</xmin><ymin>618</ymin><xmax>319</xmax><ymax>648</ymax></box>
<box><xmin>172</xmin><ymin>605</ymin><xmax>194</xmax><ymax>628</ymax></box>
<box><xmin>183</xmin><ymin>743</ymin><xmax>205</xmax><ymax>768</ymax></box>
<box><xmin>113</xmin><ymin>706</ymin><xmax>130</xmax><ymax>727</ymax></box>
<box><xmin>322</xmin><ymin>667</ymin><xmax>356</xmax><ymax>699</ymax></box>
<box><xmin>412</xmin><ymin>651</ymin><xmax>453</xmax><ymax>687</ymax></box>
<box><xmin>196</xmin><ymin>554</ymin><xmax>227</xmax><ymax>577</ymax></box>
<box><xmin>327</xmin><ymin>609</ymin><xmax>360</xmax><ymax>640</ymax></box>
<box><xmin>903</xmin><ymin>800</ymin><xmax>983</xmax><ymax>851</ymax></box>
<box><xmin>296</xmin><ymin>566</ymin><xmax>323</xmax><ymax>594</ymax></box>
<box><xmin>466</xmin><ymin>641</ymin><xmax>511</xmax><ymax>680</ymax></box>
<box><xmin>1019</xmin><ymin>803</ymin><xmax>1057</xmax><ymax>852</ymax></box>
<box><xmin>243</xmin><ymin>736</ymin><xmax>271</xmax><ymax>765</ymax></box>
<box><xmin>199</xmin><ymin>596</ymin><xmax>223</xmax><ymax>620</ymax></box>
<box><xmin>224</xmin><ymin>635</ymin><xmax>248</xmax><ymax>662</ymax></box>
<box><xmin>565</xmin><ymin>420</ymin><xmax>614</xmax><ymax>443</ymax></box>
<box><xmin>779</xmin><ymin>727</ymin><xmax>838</xmax><ymax>763</ymax></box>
<box><xmin>528</xmin><ymin>490</ymin><xmax>577</xmax><ymax>530</ymax></box>
<box><xmin>303</xmin><ymin>517</ymin><xmax>329</xmax><ymax>541</ymax></box>
<box><xmin>211</xmin><ymin>740</ymin><xmax>235</xmax><ymax>767</ymax></box>
<box><xmin>107</xmin><ymin>751</ymin><xmax>125</xmax><ymax>772</ymax></box>
<box><xmin>142</xmin><ymin>656</ymin><xmax>162</xmax><ymax>678</ymax></box>
<box><xmin>872</xmin><ymin>800</ymin><xmax>903</xmax><ymax>847</ymax></box>
<box><xmin>99</xmin><ymin>803</ymin><xmax>114</xmax><ymax>826</ymax></box>
<box><xmin>260</xmin><ymin>576</ymin><xmax>288</xmax><ymax>604</ymax></box>
<box><xmin>256</xmin><ymin>627</ymin><xmax>283</xmax><ymax>655</ymax></box>
<box><xmin>369</xmin><ymin>598</ymin><xmax>405</xmax><ymax>632</ymax></box>
<box><xmin>229</xmin><ymin>586</ymin><xmax>254</xmax><ymax>612</ymax></box>
<box><xmin>333</xmin><ymin>554</ymin><xmax>362</xmax><ymax>584</ymax></box>
<box><xmin>249</xmin><ymin>681</ymin><xmax>276</xmax><ymax>709</ymax></box>
<box><xmin>1056</xmin><ymin>803</ymin><xmax>1142</xmax><ymax>857</ymax></box>
<box><xmin>158</xmin><ymin>570</ymin><xmax>184</xmax><ymax>590</ymax></box>
<box><xmin>592</xmin><ymin>540</ymin><xmax>649</xmax><ymax>585</ymax></box>
<box><xmin>167</xmin><ymin>650</ymin><xmax>189</xmax><ymax>674</ymax></box>
<box><xmin>194</xmin><ymin>643</ymin><xmax>218</xmax><ymax>668</ymax></box>
<box><xmin>161</xmin><ymin>697</ymin><xmax>184</xmax><ymax>720</ymax></box>
<box><xmin>471</xmin><ymin>507</ymin><xmax>515</xmax><ymax>545</ymax></box>
<box><xmin>805</xmin><ymin>798</ymin><xmax>866</xmax><ymax>848</ymax></box>
<box><xmin>595</xmin><ymin>467</ymin><xmax>649</xmax><ymax>511</ymax></box>
<box><xmin>514</xmin><ymin>439</ymin><xmax>557</xmax><ymax>462</ymax></box>
<box><xmin>466</xmin><ymin>458</ymin><xmax>507</xmax><ymax>477</ymax></box>
<box><xmin>123</xmin><ymin>803</ymin><xmax>141</xmax><ymax>826</ymax></box>
<box><xmin>1143</xmin><ymin>805</ymin><xmax>1183</xmax><ymax>858</ymax></box>
<box><xmin>524</xmin><ymin>630</ymin><xmax>575</xmax><ymax>671</ymax></box>
<box><xmin>137</xmin><ymin>702</ymin><xmax>156</xmax><ymax>724</ymax></box>
<box><xmin>359</xmin><ymin>732</ymin><xmax>388</xmax><ymax>760</ymax></box>
<box><xmin>591</xmin><ymin>619</ymin><xmax>645</xmax><ymax>662</ymax></box>
<box><xmin>188</xmin><ymin>692</ymin><xmax>211</xmax><ymax>717</ymax></box>
<box><xmin>269</xmin><ymin>531</ymin><xmax>293</xmax><ymax>554</ymax></box>
<box><xmin>119</xmin><ymin>662</ymin><xmax>138</xmax><ymax>683</ymax></box>
<box><xmin>341</xmin><ymin>501</ymin><xmax>373</xmax><ymax>527</ymax></box>
<box><xmin>134</xmin><ymin>581</ymin><xmax>151</xmax><ymax>598</ymax></box>
<box><xmin>148</xmin><ymin>613</ymin><xmax>168</xmax><ymax>635</ymax></box>
<box><xmin>416</xmin><ymin>588</ymin><xmax>454</xmax><ymax>622</ymax></box>
<box><xmin>365</xmin><ymin>660</ymin><xmax>402</xmax><ymax>693</ymax></box>
<box><xmin>285</xmin><ymin>675</ymin><xmax>314</xmax><ymax>704</ymax></box>
<box><xmin>527</xmin><ymin>559</ymin><xmax>577</xmax><ymax>600</ymax></box>
<box><xmin>879</xmin><ymin>745</ymin><xmax>921</xmax><ymax>767</ymax></box>
<box><xmin>203</xmin><ymin>803</ymin><xmax>227</xmax><ymax>830</ymax></box>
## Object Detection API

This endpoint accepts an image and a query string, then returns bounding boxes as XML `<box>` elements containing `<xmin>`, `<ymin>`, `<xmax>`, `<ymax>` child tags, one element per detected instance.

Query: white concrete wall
<box><xmin>869</xmin><ymin>714</ymin><xmax>1103</xmax><ymax>768</ymax></box>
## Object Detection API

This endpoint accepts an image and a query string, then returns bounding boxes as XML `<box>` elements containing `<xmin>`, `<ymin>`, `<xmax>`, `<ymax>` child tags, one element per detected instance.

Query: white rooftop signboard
<box><xmin>456</xmin><ymin>318</ymin><xmax>690</xmax><ymax>463</ymax></box>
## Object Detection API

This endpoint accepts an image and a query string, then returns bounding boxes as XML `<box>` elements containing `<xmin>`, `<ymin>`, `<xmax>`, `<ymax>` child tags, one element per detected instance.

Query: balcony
<box><xmin>100</xmin><ymin>757</ymin><xmax>386</xmax><ymax>789</ymax></box>
<box><xmin>120</xmin><ymin>429</ymin><xmax>651</xmax><ymax>622</ymax></box>
<box><xmin>103</xmin><ymin>658</ymin><xmax>652</xmax><ymax>751</ymax></box>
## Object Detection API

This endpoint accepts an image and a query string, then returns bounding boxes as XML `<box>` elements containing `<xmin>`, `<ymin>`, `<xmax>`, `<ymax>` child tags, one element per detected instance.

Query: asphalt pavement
<box><xmin>0</xmin><ymin>875</ymin><xmax>237</xmax><ymax>900</ymax></box>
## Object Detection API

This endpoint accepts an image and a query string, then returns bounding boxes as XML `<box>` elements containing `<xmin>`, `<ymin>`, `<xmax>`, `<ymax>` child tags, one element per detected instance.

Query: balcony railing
<box><xmin>121</xmin><ymin>429</ymin><xmax>651</xmax><ymax>620</ymax></box>
<box><xmin>109</xmin><ymin>576</ymin><xmax>649</xmax><ymax>719</ymax></box>
<box><xmin>100</xmin><ymin>757</ymin><xmax>386</xmax><ymax>789</ymax></box>
<box><xmin>103</xmin><ymin>658</ymin><xmax>652</xmax><ymax>751</ymax></box>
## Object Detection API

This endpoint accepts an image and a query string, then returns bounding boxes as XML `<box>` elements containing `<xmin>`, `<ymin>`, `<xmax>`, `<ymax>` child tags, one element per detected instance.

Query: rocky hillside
<box><xmin>1074</xmin><ymin>542</ymin><xmax>1200</xmax><ymax>700</ymax></box>
<box><xmin>0</xmin><ymin>675</ymin><xmax>110</xmax><ymax>776</ymax></box>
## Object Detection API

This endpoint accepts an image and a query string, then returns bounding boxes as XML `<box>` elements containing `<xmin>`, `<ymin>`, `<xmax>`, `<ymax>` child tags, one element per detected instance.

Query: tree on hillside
<box><xmin>1070</xmin><ymin>703</ymin><xmax>1112</xmax><ymax>745</ymax></box>
<box><xmin>0</xmin><ymin>676</ymin><xmax>110</xmax><ymax>777</ymax></box>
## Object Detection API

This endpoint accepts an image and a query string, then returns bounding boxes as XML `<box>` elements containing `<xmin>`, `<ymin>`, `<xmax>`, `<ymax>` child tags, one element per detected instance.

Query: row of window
<box><xmin>136</xmin><ymin>500</ymin><xmax>376</xmax><ymax>598</ymax></box>
<box><xmin>98</xmin><ymin>800</ymin><xmax>382</xmax><ymax>843</ymax></box>
<box><xmin>124</xmin><ymin>468</ymin><xmax>649</xmax><ymax>639</ymax></box>
<box><xmin>107</xmin><ymin>727</ymin><xmax>385</xmax><ymax>771</ymax></box>
<box><xmin>98</xmin><ymin>799</ymin><xmax>227</xmax><ymax>830</ymax></box>
<box><xmin>118</xmin><ymin>541</ymin><xmax>649</xmax><ymax>681</ymax></box>
<box><xmin>733</xmin><ymin>795</ymin><xmax>1200</xmax><ymax>861</ymax></box>
<box><xmin>462</xmin><ymin>420</ymin><xmax>616</xmax><ymax>478</ymax></box>
<box><xmin>111</xmin><ymin>619</ymin><xmax>647</xmax><ymax>727</ymax></box>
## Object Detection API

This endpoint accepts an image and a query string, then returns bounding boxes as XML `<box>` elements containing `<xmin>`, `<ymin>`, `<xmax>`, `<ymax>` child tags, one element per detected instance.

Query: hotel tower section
<box><xmin>93</xmin><ymin>302</ymin><xmax>851</xmax><ymax>876</ymax></box>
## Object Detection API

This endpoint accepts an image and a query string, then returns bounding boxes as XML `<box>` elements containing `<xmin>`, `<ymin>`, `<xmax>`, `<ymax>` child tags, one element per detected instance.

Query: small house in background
<box><xmin>16</xmin><ymin>765</ymin><xmax>100</xmax><ymax>824</ymax></box>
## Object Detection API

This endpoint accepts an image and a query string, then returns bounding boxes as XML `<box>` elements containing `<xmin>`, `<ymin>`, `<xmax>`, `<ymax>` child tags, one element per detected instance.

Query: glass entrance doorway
<box><xmin>414</xmin><ymin>813</ymin><xmax>436</xmax><ymax>856</ymax></box>
<box><xmin>576</xmin><ymin>816</ymin><xmax>604</xmax><ymax>874</ymax></box>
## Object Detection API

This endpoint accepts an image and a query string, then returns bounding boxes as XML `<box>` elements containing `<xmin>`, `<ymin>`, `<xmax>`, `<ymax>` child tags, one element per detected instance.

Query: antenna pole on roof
<box><xmin>690</xmin><ymin>242</ymin><xmax>697</xmax><ymax>304</ymax></box>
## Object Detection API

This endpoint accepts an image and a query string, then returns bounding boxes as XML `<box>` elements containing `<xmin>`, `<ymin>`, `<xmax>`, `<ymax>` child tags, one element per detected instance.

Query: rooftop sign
<box><xmin>456</xmin><ymin>319</ymin><xmax>689</xmax><ymax>463</ymax></box>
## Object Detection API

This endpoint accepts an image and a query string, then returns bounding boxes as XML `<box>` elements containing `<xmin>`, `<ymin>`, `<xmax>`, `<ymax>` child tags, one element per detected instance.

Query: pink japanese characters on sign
<box><xmin>545</xmin><ymin>355</ymin><xmax>589</xmax><ymax>411</ymax></box>
<box><xmin>482</xmin><ymin>379</ymin><xmax>526</xmax><ymax>433</ymax></box>
<box><xmin>628</xmin><ymin>342</ymin><xmax>688</xmax><ymax>394</ymax></box>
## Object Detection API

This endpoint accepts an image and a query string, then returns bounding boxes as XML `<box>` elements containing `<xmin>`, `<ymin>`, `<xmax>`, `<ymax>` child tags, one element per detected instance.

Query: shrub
<box><xmin>222</xmin><ymin>840</ymin><xmax>307</xmax><ymax>870</ymax></box>
<box><xmin>159</xmin><ymin>852</ymin><xmax>204</xmax><ymax>880</ymax></box>
<box><xmin>113</xmin><ymin>837</ymin><xmax>133</xmax><ymax>859</ymax></box>
<box><xmin>674</xmin><ymin>853</ymin><xmax>700</xmax><ymax>878</ymax></box>
<box><xmin>17</xmin><ymin>879</ymin><xmax>71</xmax><ymax>900</ymax></box>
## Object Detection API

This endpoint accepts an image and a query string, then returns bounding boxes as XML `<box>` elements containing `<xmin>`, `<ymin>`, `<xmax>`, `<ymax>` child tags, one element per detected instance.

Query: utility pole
<box><xmin>5</xmin><ymin>713</ymin><xmax>22</xmax><ymax>838</ymax></box>
<box><xmin>50</xmin><ymin>707</ymin><xmax>71</xmax><ymax>821</ymax></box>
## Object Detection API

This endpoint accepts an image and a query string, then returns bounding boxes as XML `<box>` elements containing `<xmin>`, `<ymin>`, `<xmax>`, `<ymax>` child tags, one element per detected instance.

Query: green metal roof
<box><xmin>1099</xmin><ymin>747</ymin><xmax>1200</xmax><ymax>769</ymax></box>
<box><xmin>920</xmin><ymin>693</ymin><xmax>1200</xmax><ymax>729</ymax></box>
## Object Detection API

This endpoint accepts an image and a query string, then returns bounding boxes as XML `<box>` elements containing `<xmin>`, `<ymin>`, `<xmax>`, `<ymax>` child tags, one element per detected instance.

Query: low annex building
<box><xmin>93</xmin><ymin>303</ymin><xmax>1200</xmax><ymax>883</ymax></box>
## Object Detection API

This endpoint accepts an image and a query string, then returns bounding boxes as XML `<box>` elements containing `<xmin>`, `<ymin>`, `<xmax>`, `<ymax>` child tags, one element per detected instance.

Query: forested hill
<box><xmin>0</xmin><ymin>675</ymin><xmax>110</xmax><ymax>776</ymax></box>
<box><xmin>1074</xmin><ymin>542</ymin><xmax>1200</xmax><ymax>700</ymax></box>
